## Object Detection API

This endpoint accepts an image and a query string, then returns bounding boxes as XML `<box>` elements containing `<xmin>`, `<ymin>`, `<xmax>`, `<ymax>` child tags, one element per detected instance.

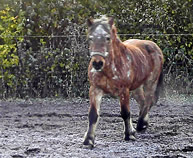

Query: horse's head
<box><xmin>87</xmin><ymin>16</ymin><xmax>114</xmax><ymax>71</ymax></box>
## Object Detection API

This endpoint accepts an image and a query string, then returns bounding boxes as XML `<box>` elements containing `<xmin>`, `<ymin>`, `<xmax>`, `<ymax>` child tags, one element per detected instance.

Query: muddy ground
<box><xmin>0</xmin><ymin>94</ymin><xmax>193</xmax><ymax>158</ymax></box>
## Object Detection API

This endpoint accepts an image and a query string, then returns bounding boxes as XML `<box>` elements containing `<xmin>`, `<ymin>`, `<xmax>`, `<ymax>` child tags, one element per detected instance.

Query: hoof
<box><xmin>124</xmin><ymin>131</ymin><xmax>136</xmax><ymax>141</ymax></box>
<box><xmin>137</xmin><ymin>119</ymin><xmax>149</xmax><ymax>132</ymax></box>
<box><xmin>83</xmin><ymin>137</ymin><xmax>95</xmax><ymax>149</ymax></box>
<box><xmin>125</xmin><ymin>135</ymin><xmax>136</xmax><ymax>141</ymax></box>
<box><xmin>137</xmin><ymin>126</ymin><xmax>148</xmax><ymax>132</ymax></box>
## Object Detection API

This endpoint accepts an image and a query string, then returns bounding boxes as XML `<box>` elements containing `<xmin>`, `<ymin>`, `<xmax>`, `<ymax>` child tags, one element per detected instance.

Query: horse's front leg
<box><xmin>83</xmin><ymin>86</ymin><xmax>103</xmax><ymax>147</ymax></box>
<box><xmin>120</xmin><ymin>88</ymin><xmax>136</xmax><ymax>141</ymax></box>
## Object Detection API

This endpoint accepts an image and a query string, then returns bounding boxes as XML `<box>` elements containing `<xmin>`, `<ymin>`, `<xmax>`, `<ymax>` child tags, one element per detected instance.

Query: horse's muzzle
<box><xmin>90</xmin><ymin>51</ymin><xmax>107</xmax><ymax>71</ymax></box>
<box><xmin>92</xmin><ymin>60</ymin><xmax>104</xmax><ymax>71</ymax></box>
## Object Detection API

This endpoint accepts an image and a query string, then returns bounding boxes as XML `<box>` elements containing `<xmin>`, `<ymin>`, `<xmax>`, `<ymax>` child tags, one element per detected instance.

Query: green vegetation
<box><xmin>0</xmin><ymin>6</ymin><xmax>25</xmax><ymax>96</ymax></box>
<box><xmin>0</xmin><ymin>0</ymin><xmax>192</xmax><ymax>98</ymax></box>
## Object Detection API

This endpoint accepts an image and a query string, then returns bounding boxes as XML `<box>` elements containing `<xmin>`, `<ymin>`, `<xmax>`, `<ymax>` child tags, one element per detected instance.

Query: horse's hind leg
<box><xmin>83</xmin><ymin>86</ymin><xmax>103</xmax><ymax>147</ymax></box>
<box><xmin>120</xmin><ymin>88</ymin><xmax>136</xmax><ymax>141</ymax></box>
<box><xmin>137</xmin><ymin>95</ymin><xmax>150</xmax><ymax>132</ymax></box>
<box><xmin>135</xmin><ymin>81</ymin><xmax>158</xmax><ymax>131</ymax></box>
<box><xmin>132</xmin><ymin>86</ymin><xmax>150</xmax><ymax>131</ymax></box>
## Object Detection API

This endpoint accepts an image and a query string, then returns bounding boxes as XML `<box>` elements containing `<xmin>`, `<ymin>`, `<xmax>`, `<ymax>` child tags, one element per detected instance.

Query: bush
<box><xmin>0</xmin><ymin>0</ymin><xmax>192</xmax><ymax>98</ymax></box>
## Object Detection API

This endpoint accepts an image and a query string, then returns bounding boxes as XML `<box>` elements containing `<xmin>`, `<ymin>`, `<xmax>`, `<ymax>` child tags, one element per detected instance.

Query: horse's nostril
<box><xmin>92</xmin><ymin>61</ymin><xmax>103</xmax><ymax>70</ymax></box>
<box><xmin>98</xmin><ymin>61</ymin><xmax>103</xmax><ymax>67</ymax></box>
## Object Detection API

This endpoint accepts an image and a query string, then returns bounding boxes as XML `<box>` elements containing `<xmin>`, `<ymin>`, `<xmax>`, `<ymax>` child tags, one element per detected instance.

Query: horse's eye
<box><xmin>106</xmin><ymin>36</ymin><xmax>111</xmax><ymax>42</ymax></box>
<box><xmin>88</xmin><ymin>36</ymin><xmax>94</xmax><ymax>41</ymax></box>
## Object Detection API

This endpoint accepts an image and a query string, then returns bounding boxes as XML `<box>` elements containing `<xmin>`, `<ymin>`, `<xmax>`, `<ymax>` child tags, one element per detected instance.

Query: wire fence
<box><xmin>0</xmin><ymin>32</ymin><xmax>192</xmax><ymax>98</ymax></box>
<box><xmin>0</xmin><ymin>34</ymin><xmax>193</xmax><ymax>38</ymax></box>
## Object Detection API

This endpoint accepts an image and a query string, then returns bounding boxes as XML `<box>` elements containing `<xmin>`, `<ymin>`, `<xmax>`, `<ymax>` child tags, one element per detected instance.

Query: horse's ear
<box><xmin>87</xmin><ymin>18</ymin><xmax>94</xmax><ymax>27</ymax></box>
<box><xmin>108</xmin><ymin>17</ymin><xmax>114</xmax><ymax>27</ymax></box>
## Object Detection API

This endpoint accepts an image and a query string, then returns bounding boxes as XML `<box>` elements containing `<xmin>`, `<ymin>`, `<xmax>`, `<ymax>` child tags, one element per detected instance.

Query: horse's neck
<box><xmin>104</xmin><ymin>37</ymin><xmax>126</xmax><ymax>77</ymax></box>
<box><xmin>111</xmin><ymin>37</ymin><xmax>125</xmax><ymax>64</ymax></box>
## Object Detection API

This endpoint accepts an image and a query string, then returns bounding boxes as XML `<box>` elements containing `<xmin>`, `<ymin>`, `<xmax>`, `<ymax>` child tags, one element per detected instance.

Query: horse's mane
<box><xmin>111</xmin><ymin>24</ymin><xmax>121</xmax><ymax>43</ymax></box>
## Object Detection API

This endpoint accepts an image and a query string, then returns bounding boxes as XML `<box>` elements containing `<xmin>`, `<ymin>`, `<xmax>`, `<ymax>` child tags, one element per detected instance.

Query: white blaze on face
<box><xmin>94</xmin><ymin>25</ymin><xmax>108</xmax><ymax>36</ymax></box>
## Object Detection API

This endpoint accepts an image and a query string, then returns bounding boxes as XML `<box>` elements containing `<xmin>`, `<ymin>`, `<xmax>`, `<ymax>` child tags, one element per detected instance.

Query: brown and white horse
<box><xmin>83</xmin><ymin>16</ymin><xmax>164</xmax><ymax>147</ymax></box>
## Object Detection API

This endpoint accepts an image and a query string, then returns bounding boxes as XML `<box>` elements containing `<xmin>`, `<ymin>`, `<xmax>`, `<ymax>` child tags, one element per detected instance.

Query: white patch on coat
<box><xmin>104</xmin><ymin>51</ymin><xmax>109</xmax><ymax>57</ymax></box>
<box><xmin>127</xmin><ymin>70</ymin><xmax>130</xmax><ymax>78</ymax></box>
<box><xmin>111</xmin><ymin>63</ymin><xmax>119</xmax><ymax>80</ymax></box>
<box><xmin>112</xmin><ymin>75</ymin><xmax>118</xmax><ymax>80</ymax></box>
<box><xmin>129</xmin><ymin>118</ymin><xmax>135</xmax><ymax>133</ymax></box>
<box><xmin>111</xmin><ymin>63</ymin><xmax>117</xmax><ymax>72</ymax></box>
<box><xmin>95</xmin><ymin>90</ymin><xmax>103</xmax><ymax>114</ymax></box>
<box><xmin>107</xmin><ymin>84</ymin><xmax>111</xmax><ymax>90</ymax></box>
<box><xmin>144</xmin><ymin>114</ymin><xmax>149</xmax><ymax>122</ymax></box>
<box><xmin>127</xmin><ymin>54</ymin><xmax>130</xmax><ymax>61</ymax></box>
<box><xmin>91</xmin><ymin>68</ymin><xmax>97</xmax><ymax>73</ymax></box>
<box><xmin>125</xmin><ymin>117</ymin><xmax>135</xmax><ymax>134</ymax></box>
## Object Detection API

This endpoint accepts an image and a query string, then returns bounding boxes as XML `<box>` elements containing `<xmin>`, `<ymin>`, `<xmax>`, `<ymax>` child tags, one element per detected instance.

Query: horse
<box><xmin>83</xmin><ymin>15</ymin><xmax>164</xmax><ymax>147</ymax></box>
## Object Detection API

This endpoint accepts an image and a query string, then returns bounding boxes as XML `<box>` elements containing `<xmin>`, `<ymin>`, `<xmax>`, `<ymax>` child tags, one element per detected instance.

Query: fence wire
<box><xmin>0</xmin><ymin>32</ymin><xmax>192</xmax><ymax>98</ymax></box>
<box><xmin>0</xmin><ymin>34</ymin><xmax>193</xmax><ymax>38</ymax></box>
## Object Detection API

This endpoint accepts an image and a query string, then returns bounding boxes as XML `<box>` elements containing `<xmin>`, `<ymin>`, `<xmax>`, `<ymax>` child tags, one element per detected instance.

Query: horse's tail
<box><xmin>155</xmin><ymin>70</ymin><xmax>164</xmax><ymax>103</ymax></box>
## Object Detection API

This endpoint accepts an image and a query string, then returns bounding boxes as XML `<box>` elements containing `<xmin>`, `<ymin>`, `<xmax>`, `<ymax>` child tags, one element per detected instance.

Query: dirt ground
<box><xmin>0</xmin><ymin>93</ymin><xmax>193</xmax><ymax>158</ymax></box>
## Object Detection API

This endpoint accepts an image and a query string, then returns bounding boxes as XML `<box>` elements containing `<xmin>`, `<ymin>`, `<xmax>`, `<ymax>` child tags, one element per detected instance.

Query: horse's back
<box><xmin>123</xmin><ymin>39</ymin><xmax>164</xmax><ymax>90</ymax></box>
<box><xmin>123</xmin><ymin>39</ymin><xmax>163</xmax><ymax>65</ymax></box>
<box><xmin>124</xmin><ymin>39</ymin><xmax>162</xmax><ymax>55</ymax></box>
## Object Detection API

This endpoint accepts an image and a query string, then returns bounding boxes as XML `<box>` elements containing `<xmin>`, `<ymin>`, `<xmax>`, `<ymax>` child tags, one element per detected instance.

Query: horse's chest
<box><xmin>90</xmin><ymin>74</ymin><xmax>127</xmax><ymax>96</ymax></box>
<box><xmin>105</xmin><ymin>78</ymin><xmax>125</xmax><ymax>96</ymax></box>
<box><xmin>89</xmin><ymin>64</ymin><xmax>131</xmax><ymax>96</ymax></box>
